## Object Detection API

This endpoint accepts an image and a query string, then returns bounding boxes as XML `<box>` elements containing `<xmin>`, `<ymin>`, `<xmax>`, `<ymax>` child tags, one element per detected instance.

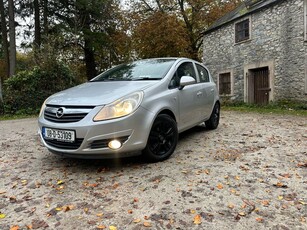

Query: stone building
<box><xmin>202</xmin><ymin>0</ymin><xmax>307</xmax><ymax>104</ymax></box>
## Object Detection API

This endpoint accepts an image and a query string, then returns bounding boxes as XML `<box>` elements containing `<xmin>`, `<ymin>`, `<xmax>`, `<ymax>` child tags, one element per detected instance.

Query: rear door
<box><xmin>195</xmin><ymin>63</ymin><xmax>216</xmax><ymax>120</ymax></box>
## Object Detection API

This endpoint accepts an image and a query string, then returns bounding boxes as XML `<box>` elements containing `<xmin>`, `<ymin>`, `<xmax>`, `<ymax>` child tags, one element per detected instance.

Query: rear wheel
<box><xmin>205</xmin><ymin>102</ymin><xmax>220</xmax><ymax>130</ymax></box>
<box><xmin>143</xmin><ymin>114</ymin><xmax>178</xmax><ymax>162</ymax></box>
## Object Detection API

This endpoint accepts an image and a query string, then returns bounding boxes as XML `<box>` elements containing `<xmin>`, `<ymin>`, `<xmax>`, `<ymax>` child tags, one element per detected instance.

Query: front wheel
<box><xmin>143</xmin><ymin>114</ymin><xmax>178</xmax><ymax>162</ymax></box>
<box><xmin>205</xmin><ymin>102</ymin><xmax>220</xmax><ymax>130</ymax></box>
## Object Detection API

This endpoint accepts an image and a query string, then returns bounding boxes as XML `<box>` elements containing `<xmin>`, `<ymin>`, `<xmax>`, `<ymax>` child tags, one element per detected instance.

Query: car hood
<box><xmin>46</xmin><ymin>81</ymin><xmax>157</xmax><ymax>106</ymax></box>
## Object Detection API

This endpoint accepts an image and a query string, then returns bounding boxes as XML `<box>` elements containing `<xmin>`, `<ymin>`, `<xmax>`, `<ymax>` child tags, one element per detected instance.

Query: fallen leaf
<box><xmin>55</xmin><ymin>207</ymin><xmax>62</xmax><ymax>211</ymax></box>
<box><xmin>278</xmin><ymin>195</ymin><xmax>283</xmax><ymax>200</ymax></box>
<box><xmin>204</xmin><ymin>169</ymin><xmax>210</xmax><ymax>175</ymax></box>
<box><xmin>133</xmin><ymin>219</ymin><xmax>141</xmax><ymax>223</ymax></box>
<box><xmin>11</xmin><ymin>182</ymin><xmax>18</xmax><ymax>188</ymax></box>
<box><xmin>143</xmin><ymin>222</ymin><xmax>152</xmax><ymax>227</ymax></box>
<box><xmin>96</xmin><ymin>225</ymin><xmax>106</xmax><ymax>229</ymax></box>
<box><xmin>0</xmin><ymin>190</ymin><xmax>6</xmax><ymax>194</ymax></box>
<box><xmin>109</xmin><ymin>226</ymin><xmax>117</xmax><ymax>230</ymax></box>
<box><xmin>279</xmin><ymin>173</ymin><xmax>291</xmax><ymax>178</ymax></box>
<box><xmin>10</xmin><ymin>226</ymin><xmax>19</xmax><ymax>230</ymax></box>
<box><xmin>299</xmin><ymin>201</ymin><xmax>307</xmax><ymax>205</ymax></box>
<box><xmin>258</xmin><ymin>179</ymin><xmax>264</xmax><ymax>183</ymax></box>
<box><xmin>297</xmin><ymin>162</ymin><xmax>307</xmax><ymax>168</ymax></box>
<box><xmin>57</xmin><ymin>180</ymin><xmax>64</xmax><ymax>185</ymax></box>
<box><xmin>88</xmin><ymin>183</ymin><xmax>98</xmax><ymax>187</ymax></box>
<box><xmin>273</xmin><ymin>182</ymin><xmax>288</xmax><ymax>188</ymax></box>
<box><xmin>228</xmin><ymin>204</ymin><xmax>235</xmax><ymax>209</ymax></box>
<box><xmin>9</xmin><ymin>196</ymin><xmax>17</xmax><ymax>203</ymax></box>
<box><xmin>112</xmin><ymin>182</ymin><xmax>119</xmax><ymax>189</ymax></box>
<box><xmin>63</xmin><ymin>205</ymin><xmax>74</xmax><ymax>212</ymax></box>
<box><xmin>193</xmin><ymin>214</ymin><xmax>201</xmax><ymax>224</ymax></box>
<box><xmin>127</xmin><ymin>210</ymin><xmax>133</xmax><ymax>214</ymax></box>
<box><xmin>96</xmin><ymin>213</ymin><xmax>104</xmax><ymax>217</ymax></box>
<box><xmin>144</xmin><ymin>215</ymin><xmax>149</xmax><ymax>220</ymax></box>
<box><xmin>235</xmin><ymin>176</ymin><xmax>240</xmax><ymax>180</ymax></box>
<box><xmin>190</xmin><ymin>209</ymin><xmax>196</xmax><ymax>214</ymax></box>
<box><xmin>26</xmin><ymin>224</ymin><xmax>32</xmax><ymax>229</ymax></box>
<box><xmin>238</xmin><ymin>212</ymin><xmax>246</xmax><ymax>216</ymax></box>
<box><xmin>261</xmin><ymin>200</ymin><xmax>270</xmax><ymax>207</ymax></box>
<box><xmin>133</xmin><ymin>198</ymin><xmax>139</xmax><ymax>203</ymax></box>
<box><xmin>256</xmin><ymin>217</ymin><xmax>263</xmax><ymax>222</ymax></box>
<box><xmin>217</xmin><ymin>183</ymin><xmax>223</xmax><ymax>189</ymax></box>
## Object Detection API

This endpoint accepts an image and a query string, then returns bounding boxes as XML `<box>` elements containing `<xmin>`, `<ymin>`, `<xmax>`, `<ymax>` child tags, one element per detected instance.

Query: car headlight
<box><xmin>93</xmin><ymin>91</ymin><xmax>144</xmax><ymax>121</ymax></box>
<box><xmin>39</xmin><ymin>99</ymin><xmax>47</xmax><ymax>117</ymax></box>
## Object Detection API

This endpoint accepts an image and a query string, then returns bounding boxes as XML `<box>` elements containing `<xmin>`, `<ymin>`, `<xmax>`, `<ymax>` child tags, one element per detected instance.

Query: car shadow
<box><xmin>40</xmin><ymin>124</ymin><xmax>211</xmax><ymax>171</ymax></box>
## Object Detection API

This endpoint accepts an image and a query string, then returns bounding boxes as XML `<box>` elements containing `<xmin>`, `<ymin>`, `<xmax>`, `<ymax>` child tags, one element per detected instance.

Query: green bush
<box><xmin>3</xmin><ymin>62</ymin><xmax>76</xmax><ymax>114</ymax></box>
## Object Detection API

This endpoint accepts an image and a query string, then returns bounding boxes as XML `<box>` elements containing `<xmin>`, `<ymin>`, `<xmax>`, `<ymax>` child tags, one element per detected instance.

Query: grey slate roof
<box><xmin>203</xmin><ymin>0</ymin><xmax>284</xmax><ymax>34</ymax></box>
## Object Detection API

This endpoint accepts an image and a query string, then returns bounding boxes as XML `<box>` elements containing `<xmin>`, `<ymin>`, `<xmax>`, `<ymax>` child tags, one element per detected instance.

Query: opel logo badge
<box><xmin>56</xmin><ymin>107</ymin><xmax>65</xmax><ymax>118</ymax></box>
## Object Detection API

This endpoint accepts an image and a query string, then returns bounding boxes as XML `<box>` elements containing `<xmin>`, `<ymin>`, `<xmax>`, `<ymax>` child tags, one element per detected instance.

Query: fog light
<box><xmin>108</xmin><ymin>140</ymin><xmax>122</xmax><ymax>150</ymax></box>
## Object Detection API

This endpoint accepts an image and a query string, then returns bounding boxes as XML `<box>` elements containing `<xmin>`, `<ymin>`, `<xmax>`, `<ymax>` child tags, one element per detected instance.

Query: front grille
<box><xmin>44</xmin><ymin>105</ymin><xmax>94</xmax><ymax>123</ymax></box>
<box><xmin>44</xmin><ymin>138</ymin><xmax>84</xmax><ymax>150</ymax></box>
<box><xmin>90</xmin><ymin>136</ymin><xmax>129</xmax><ymax>149</ymax></box>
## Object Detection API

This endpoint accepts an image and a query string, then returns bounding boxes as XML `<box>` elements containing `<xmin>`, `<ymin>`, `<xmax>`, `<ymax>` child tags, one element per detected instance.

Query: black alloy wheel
<box><xmin>143</xmin><ymin>114</ymin><xmax>178</xmax><ymax>162</ymax></box>
<box><xmin>205</xmin><ymin>102</ymin><xmax>220</xmax><ymax>130</ymax></box>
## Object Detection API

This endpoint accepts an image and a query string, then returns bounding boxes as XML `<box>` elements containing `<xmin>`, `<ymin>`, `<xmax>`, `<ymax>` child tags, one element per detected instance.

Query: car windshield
<box><xmin>91</xmin><ymin>59</ymin><xmax>176</xmax><ymax>82</ymax></box>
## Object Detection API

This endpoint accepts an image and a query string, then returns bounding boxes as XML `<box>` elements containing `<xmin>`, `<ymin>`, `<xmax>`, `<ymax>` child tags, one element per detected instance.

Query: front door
<box><xmin>249</xmin><ymin>67</ymin><xmax>270</xmax><ymax>105</ymax></box>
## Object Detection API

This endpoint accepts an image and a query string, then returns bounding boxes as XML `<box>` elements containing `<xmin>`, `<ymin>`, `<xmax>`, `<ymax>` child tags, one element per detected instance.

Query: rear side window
<box><xmin>196</xmin><ymin>64</ymin><xmax>210</xmax><ymax>82</ymax></box>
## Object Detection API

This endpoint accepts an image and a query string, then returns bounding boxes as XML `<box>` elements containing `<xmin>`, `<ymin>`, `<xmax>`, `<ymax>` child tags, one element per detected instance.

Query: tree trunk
<box><xmin>81</xmin><ymin>10</ymin><xmax>97</xmax><ymax>81</ymax></box>
<box><xmin>84</xmin><ymin>37</ymin><xmax>97</xmax><ymax>81</ymax></box>
<box><xmin>0</xmin><ymin>0</ymin><xmax>9</xmax><ymax>78</ymax></box>
<box><xmin>0</xmin><ymin>77</ymin><xmax>3</xmax><ymax>113</ymax></box>
<box><xmin>8</xmin><ymin>0</ymin><xmax>16</xmax><ymax>77</ymax></box>
<box><xmin>43</xmin><ymin>0</ymin><xmax>48</xmax><ymax>34</ymax></box>
<box><xmin>34</xmin><ymin>0</ymin><xmax>41</xmax><ymax>48</ymax></box>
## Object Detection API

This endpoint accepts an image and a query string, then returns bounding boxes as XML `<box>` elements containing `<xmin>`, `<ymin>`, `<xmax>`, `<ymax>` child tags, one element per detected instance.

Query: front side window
<box><xmin>235</xmin><ymin>18</ymin><xmax>250</xmax><ymax>43</ymax></box>
<box><xmin>196</xmin><ymin>64</ymin><xmax>210</xmax><ymax>83</ymax></box>
<box><xmin>218</xmin><ymin>72</ymin><xmax>231</xmax><ymax>95</ymax></box>
<box><xmin>177</xmin><ymin>62</ymin><xmax>197</xmax><ymax>79</ymax></box>
<box><xmin>169</xmin><ymin>62</ymin><xmax>196</xmax><ymax>89</ymax></box>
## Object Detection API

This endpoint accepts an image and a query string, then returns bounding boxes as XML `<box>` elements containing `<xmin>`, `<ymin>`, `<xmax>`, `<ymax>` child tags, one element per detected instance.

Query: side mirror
<box><xmin>179</xmin><ymin>76</ymin><xmax>196</xmax><ymax>90</ymax></box>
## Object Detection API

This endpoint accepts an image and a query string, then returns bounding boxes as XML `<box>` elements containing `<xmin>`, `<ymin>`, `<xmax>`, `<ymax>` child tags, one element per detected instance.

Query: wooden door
<box><xmin>251</xmin><ymin>67</ymin><xmax>270</xmax><ymax>105</ymax></box>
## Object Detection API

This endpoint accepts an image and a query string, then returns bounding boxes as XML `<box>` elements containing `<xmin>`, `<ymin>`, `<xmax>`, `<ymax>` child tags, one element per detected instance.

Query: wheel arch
<box><xmin>158</xmin><ymin>109</ymin><xmax>177</xmax><ymax>122</ymax></box>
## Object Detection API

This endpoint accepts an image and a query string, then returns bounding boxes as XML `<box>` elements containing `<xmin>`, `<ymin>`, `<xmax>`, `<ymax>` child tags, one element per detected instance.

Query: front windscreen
<box><xmin>91</xmin><ymin>59</ymin><xmax>176</xmax><ymax>82</ymax></box>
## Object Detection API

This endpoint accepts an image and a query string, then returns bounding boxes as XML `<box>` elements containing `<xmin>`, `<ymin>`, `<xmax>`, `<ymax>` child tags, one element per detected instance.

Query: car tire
<box><xmin>205</xmin><ymin>102</ymin><xmax>220</xmax><ymax>130</ymax></box>
<box><xmin>143</xmin><ymin>114</ymin><xmax>178</xmax><ymax>162</ymax></box>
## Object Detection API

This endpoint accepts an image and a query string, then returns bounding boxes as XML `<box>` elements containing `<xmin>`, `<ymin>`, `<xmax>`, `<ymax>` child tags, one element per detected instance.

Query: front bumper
<box><xmin>38</xmin><ymin>106</ymin><xmax>155</xmax><ymax>159</ymax></box>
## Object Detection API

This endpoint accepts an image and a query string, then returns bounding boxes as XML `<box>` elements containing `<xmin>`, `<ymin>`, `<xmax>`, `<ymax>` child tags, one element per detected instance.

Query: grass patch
<box><xmin>0</xmin><ymin>113</ymin><xmax>37</xmax><ymax>121</ymax></box>
<box><xmin>222</xmin><ymin>100</ymin><xmax>307</xmax><ymax>116</ymax></box>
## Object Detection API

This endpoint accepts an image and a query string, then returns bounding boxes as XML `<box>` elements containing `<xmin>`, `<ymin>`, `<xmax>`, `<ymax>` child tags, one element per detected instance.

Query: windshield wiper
<box><xmin>133</xmin><ymin>77</ymin><xmax>162</xmax><ymax>81</ymax></box>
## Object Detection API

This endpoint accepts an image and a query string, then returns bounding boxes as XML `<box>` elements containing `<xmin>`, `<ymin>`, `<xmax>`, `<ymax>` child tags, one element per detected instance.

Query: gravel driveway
<box><xmin>0</xmin><ymin>111</ymin><xmax>306</xmax><ymax>230</ymax></box>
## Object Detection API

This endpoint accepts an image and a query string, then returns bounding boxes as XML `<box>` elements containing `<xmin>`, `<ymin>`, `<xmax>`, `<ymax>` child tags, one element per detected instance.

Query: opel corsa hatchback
<box><xmin>38</xmin><ymin>58</ymin><xmax>220</xmax><ymax>162</ymax></box>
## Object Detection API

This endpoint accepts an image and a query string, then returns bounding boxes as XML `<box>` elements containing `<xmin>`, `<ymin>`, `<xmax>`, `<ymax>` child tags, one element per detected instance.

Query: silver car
<box><xmin>38</xmin><ymin>58</ymin><xmax>220</xmax><ymax>162</ymax></box>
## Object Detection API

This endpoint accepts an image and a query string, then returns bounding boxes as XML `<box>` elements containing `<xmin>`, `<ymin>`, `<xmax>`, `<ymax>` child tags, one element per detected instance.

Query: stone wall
<box><xmin>203</xmin><ymin>0</ymin><xmax>307</xmax><ymax>102</ymax></box>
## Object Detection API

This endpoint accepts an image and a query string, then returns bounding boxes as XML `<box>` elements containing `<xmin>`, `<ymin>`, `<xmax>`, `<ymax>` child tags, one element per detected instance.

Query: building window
<box><xmin>235</xmin><ymin>18</ymin><xmax>250</xmax><ymax>43</ymax></box>
<box><xmin>218</xmin><ymin>72</ymin><xmax>231</xmax><ymax>95</ymax></box>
